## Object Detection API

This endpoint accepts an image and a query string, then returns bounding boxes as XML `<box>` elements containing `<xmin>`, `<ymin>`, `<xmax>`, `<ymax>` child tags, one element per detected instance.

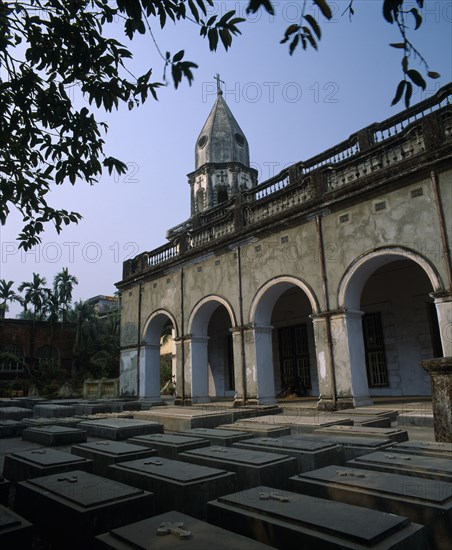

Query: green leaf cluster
<box><xmin>0</xmin><ymin>0</ymin><xmax>443</xmax><ymax>250</ymax></box>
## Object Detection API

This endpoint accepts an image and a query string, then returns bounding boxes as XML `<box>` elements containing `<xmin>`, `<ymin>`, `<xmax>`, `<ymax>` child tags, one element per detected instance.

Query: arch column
<box><xmin>231</xmin><ymin>328</ymin><xmax>245</xmax><ymax>403</ymax></box>
<box><xmin>139</xmin><ymin>344</ymin><xmax>162</xmax><ymax>401</ymax></box>
<box><xmin>329</xmin><ymin>309</ymin><xmax>373</xmax><ymax>408</ymax></box>
<box><xmin>189</xmin><ymin>336</ymin><xmax>210</xmax><ymax>403</ymax></box>
<box><xmin>433</xmin><ymin>292</ymin><xmax>452</xmax><ymax>357</ymax></box>
<box><xmin>310</xmin><ymin>314</ymin><xmax>335</xmax><ymax>410</ymax></box>
<box><xmin>245</xmin><ymin>324</ymin><xmax>277</xmax><ymax>405</ymax></box>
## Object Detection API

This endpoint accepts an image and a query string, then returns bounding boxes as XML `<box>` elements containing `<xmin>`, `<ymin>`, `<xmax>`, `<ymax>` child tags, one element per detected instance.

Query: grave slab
<box><xmin>289</xmin><ymin>465</ymin><xmax>452</xmax><ymax>549</ymax></box>
<box><xmin>33</xmin><ymin>404</ymin><xmax>76</xmax><ymax>418</ymax></box>
<box><xmin>108</xmin><ymin>456</ymin><xmax>237</xmax><ymax>519</ymax></box>
<box><xmin>3</xmin><ymin>447</ymin><xmax>93</xmax><ymax>481</ymax></box>
<box><xmin>108</xmin><ymin>401</ymin><xmax>142</xmax><ymax>413</ymax></box>
<box><xmin>23</xmin><ymin>416</ymin><xmax>81</xmax><ymax>428</ymax></box>
<box><xmin>11</xmin><ymin>396</ymin><xmax>48</xmax><ymax>409</ymax></box>
<box><xmin>387</xmin><ymin>440</ymin><xmax>452</xmax><ymax>459</ymax></box>
<box><xmin>127</xmin><ymin>433</ymin><xmax>211</xmax><ymax>459</ymax></box>
<box><xmin>329</xmin><ymin>414</ymin><xmax>391</xmax><ymax>428</ymax></box>
<box><xmin>284</xmin><ymin>433</ymin><xmax>394</xmax><ymax>460</ymax></box>
<box><xmin>233</xmin><ymin>436</ymin><xmax>345</xmax><ymax>471</ymax></box>
<box><xmin>239</xmin><ymin>414</ymin><xmax>353</xmax><ymax>433</ymax></box>
<box><xmin>78</xmin><ymin>418</ymin><xmax>163</xmax><ymax>440</ymax></box>
<box><xmin>207</xmin><ymin>486</ymin><xmax>426</xmax><ymax>550</ymax></box>
<box><xmin>314</xmin><ymin>425</ymin><xmax>408</xmax><ymax>442</ymax></box>
<box><xmin>347</xmin><ymin>451</ymin><xmax>452</xmax><ymax>483</ymax></box>
<box><xmin>71</xmin><ymin>441</ymin><xmax>158</xmax><ymax>476</ymax></box>
<box><xmin>0</xmin><ymin>504</ymin><xmax>33</xmax><ymax>548</ymax></box>
<box><xmin>94</xmin><ymin>510</ymin><xmax>273</xmax><ymax>549</ymax></box>
<box><xmin>73</xmin><ymin>404</ymin><xmax>113</xmax><ymax>415</ymax></box>
<box><xmin>175</xmin><ymin>428</ymin><xmax>251</xmax><ymax>446</ymax></box>
<box><xmin>14</xmin><ymin>470</ymin><xmax>154</xmax><ymax>550</ymax></box>
<box><xmin>22</xmin><ymin>425</ymin><xmax>87</xmax><ymax>446</ymax></box>
<box><xmin>0</xmin><ymin>406</ymin><xmax>32</xmax><ymax>421</ymax></box>
<box><xmin>216</xmin><ymin>422</ymin><xmax>291</xmax><ymax>437</ymax></box>
<box><xmin>0</xmin><ymin>477</ymin><xmax>11</xmax><ymax>506</ymax></box>
<box><xmin>180</xmin><ymin>446</ymin><xmax>298</xmax><ymax>489</ymax></box>
<box><xmin>134</xmin><ymin>408</ymin><xmax>234</xmax><ymax>431</ymax></box>
<box><xmin>0</xmin><ymin>419</ymin><xmax>25</xmax><ymax>437</ymax></box>
<box><xmin>332</xmin><ymin>408</ymin><xmax>399</xmax><ymax>422</ymax></box>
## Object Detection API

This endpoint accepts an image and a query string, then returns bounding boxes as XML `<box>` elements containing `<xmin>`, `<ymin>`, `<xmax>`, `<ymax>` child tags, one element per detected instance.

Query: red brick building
<box><xmin>0</xmin><ymin>320</ymin><xmax>76</xmax><ymax>391</ymax></box>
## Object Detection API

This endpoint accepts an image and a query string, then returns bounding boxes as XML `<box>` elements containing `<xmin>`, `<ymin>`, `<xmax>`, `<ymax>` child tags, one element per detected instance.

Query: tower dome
<box><xmin>188</xmin><ymin>79</ymin><xmax>257</xmax><ymax>216</ymax></box>
<box><xmin>195</xmin><ymin>90</ymin><xmax>250</xmax><ymax>169</ymax></box>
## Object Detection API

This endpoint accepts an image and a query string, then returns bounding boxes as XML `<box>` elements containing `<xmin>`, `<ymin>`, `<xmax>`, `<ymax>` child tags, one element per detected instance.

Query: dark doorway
<box><xmin>362</xmin><ymin>312</ymin><xmax>389</xmax><ymax>387</ymax></box>
<box><xmin>278</xmin><ymin>324</ymin><xmax>311</xmax><ymax>392</ymax></box>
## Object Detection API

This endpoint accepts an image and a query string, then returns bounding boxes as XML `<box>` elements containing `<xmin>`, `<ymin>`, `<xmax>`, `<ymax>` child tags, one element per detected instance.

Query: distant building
<box><xmin>117</xmin><ymin>83</ymin><xmax>451</xmax><ymax>409</ymax></box>
<box><xmin>0</xmin><ymin>319</ymin><xmax>76</xmax><ymax>393</ymax></box>
<box><xmin>87</xmin><ymin>295</ymin><xmax>119</xmax><ymax>316</ymax></box>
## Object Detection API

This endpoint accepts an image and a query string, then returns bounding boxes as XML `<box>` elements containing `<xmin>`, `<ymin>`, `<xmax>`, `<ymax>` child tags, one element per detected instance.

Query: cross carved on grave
<box><xmin>210</xmin><ymin>446</ymin><xmax>228</xmax><ymax>453</ymax></box>
<box><xmin>156</xmin><ymin>522</ymin><xmax>192</xmax><ymax>539</ymax></box>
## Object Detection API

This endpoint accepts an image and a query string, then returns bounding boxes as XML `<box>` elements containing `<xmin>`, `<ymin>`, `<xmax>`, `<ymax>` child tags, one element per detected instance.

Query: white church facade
<box><xmin>117</xmin><ymin>83</ymin><xmax>452</xmax><ymax>410</ymax></box>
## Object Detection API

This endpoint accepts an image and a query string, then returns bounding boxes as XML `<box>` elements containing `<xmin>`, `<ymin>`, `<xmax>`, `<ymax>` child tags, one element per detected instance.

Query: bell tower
<box><xmin>188</xmin><ymin>75</ymin><xmax>257</xmax><ymax>215</ymax></box>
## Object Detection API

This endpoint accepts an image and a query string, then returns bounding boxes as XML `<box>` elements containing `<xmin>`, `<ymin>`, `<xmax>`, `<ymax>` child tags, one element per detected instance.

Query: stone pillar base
<box><xmin>317</xmin><ymin>395</ymin><xmax>373</xmax><ymax>411</ymax></box>
<box><xmin>174</xmin><ymin>398</ymin><xmax>193</xmax><ymax>406</ymax></box>
<box><xmin>421</xmin><ymin>357</ymin><xmax>452</xmax><ymax>442</ymax></box>
<box><xmin>317</xmin><ymin>398</ymin><xmax>336</xmax><ymax>411</ymax></box>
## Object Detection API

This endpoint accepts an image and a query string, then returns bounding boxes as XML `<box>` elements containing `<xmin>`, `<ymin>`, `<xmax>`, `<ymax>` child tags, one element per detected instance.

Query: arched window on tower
<box><xmin>217</xmin><ymin>186</ymin><xmax>229</xmax><ymax>205</ymax></box>
<box><xmin>196</xmin><ymin>188</ymin><xmax>205</xmax><ymax>213</ymax></box>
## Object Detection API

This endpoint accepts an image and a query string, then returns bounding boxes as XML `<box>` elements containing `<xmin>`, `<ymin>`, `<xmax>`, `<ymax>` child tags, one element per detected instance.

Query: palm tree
<box><xmin>53</xmin><ymin>268</ymin><xmax>78</xmax><ymax>322</ymax></box>
<box><xmin>42</xmin><ymin>289</ymin><xmax>62</xmax><ymax>331</ymax></box>
<box><xmin>0</xmin><ymin>279</ymin><xmax>22</xmax><ymax>320</ymax></box>
<box><xmin>18</xmin><ymin>273</ymin><xmax>49</xmax><ymax>320</ymax></box>
<box><xmin>73</xmin><ymin>300</ymin><xmax>98</xmax><ymax>357</ymax></box>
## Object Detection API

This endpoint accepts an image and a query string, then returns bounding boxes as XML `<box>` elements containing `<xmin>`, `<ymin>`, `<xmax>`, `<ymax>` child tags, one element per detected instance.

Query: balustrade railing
<box><xmin>123</xmin><ymin>84</ymin><xmax>451</xmax><ymax>279</ymax></box>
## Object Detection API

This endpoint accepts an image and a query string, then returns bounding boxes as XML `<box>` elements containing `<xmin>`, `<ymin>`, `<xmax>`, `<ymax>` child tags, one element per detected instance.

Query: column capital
<box><xmin>311</xmin><ymin>308</ymin><xmax>364</xmax><ymax>320</ymax></box>
<box><xmin>140</xmin><ymin>343</ymin><xmax>161</xmax><ymax>351</ymax></box>
<box><xmin>430</xmin><ymin>290</ymin><xmax>452</xmax><ymax>303</ymax></box>
<box><xmin>186</xmin><ymin>335</ymin><xmax>209</xmax><ymax>344</ymax></box>
<box><xmin>248</xmin><ymin>323</ymin><xmax>273</xmax><ymax>334</ymax></box>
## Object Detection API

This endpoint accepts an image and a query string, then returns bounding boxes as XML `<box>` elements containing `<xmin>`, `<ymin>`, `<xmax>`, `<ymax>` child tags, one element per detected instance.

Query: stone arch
<box><xmin>249</xmin><ymin>276</ymin><xmax>321</xmax><ymax>404</ymax></box>
<box><xmin>250</xmin><ymin>275</ymin><xmax>321</xmax><ymax>325</ymax></box>
<box><xmin>142</xmin><ymin>309</ymin><xmax>179</xmax><ymax>344</ymax></box>
<box><xmin>189</xmin><ymin>295</ymin><xmax>237</xmax><ymax>337</ymax></box>
<box><xmin>338</xmin><ymin>246</ymin><xmax>443</xmax><ymax>310</ymax></box>
<box><xmin>335</xmin><ymin>246</ymin><xmax>445</xmax><ymax>401</ymax></box>
<box><xmin>188</xmin><ymin>296</ymin><xmax>237</xmax><ymax>403</ymax></box>
<box><xmin>139</xmin><ymin>309</ymin><xmax>178</xmax><ymax>400</ymax></box>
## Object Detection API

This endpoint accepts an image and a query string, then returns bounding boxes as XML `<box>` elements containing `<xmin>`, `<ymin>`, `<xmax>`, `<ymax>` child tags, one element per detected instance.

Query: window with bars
<box><xmin>36</xmin><ymin>345</ymin><xmax>60</xmax><ymax>369</ymax></box>
<box><xmin>0</xmin><ymin>345</ymin><xmax>25</xmax><ymax>372</ymax></box>
<box><xmin>362</xmin><ymin>312</ymin><xmax>389</xmax><ymax>387</ymax></box>
<box><xmin>278</xmin><ymin>324</ymin><xmax>312</xmax><ymax>391</ymax></box>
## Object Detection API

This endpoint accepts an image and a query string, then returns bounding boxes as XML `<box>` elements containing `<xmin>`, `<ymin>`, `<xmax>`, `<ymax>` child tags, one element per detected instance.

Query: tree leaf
<box><xmin>173</xmin><ymin>50</ymin><xmax>185</xmax><ymax>62</ymax></box>
<box><xmin>289</xmin><ymin>34</ymin><xmax>299</xmax><ymax>55</ymax></box>
<box><xmin>407</xmin><ymin>69</ymin><xmax>426</xmax><ymax>89</ymax></box>
<box><xmin>404</xmin><ymin>81</ymin><xmax>413</xmax><ymax>108</ymax></box>
<box><xmin>410</xmin><ymin>8</ymin><xmax>422</xmax><ymax>30</ymax></box>
<box><xmin>427</xmin><ymin>71</ymin><xmax>440</xmax><ymax>79</ymax></box>
<box><xmin>313</xmin><ymin>0</ymin><xmax>332</xmax><ymax>19</ymax></box>
<box><xmin>304</xmin><ymin>14</ymin><xmax>321</xmax><ymax>40</ymax></box>
<box><xmin>391</xmin><ymin>79</ymin><xmax>406</xmax><ymax>106</ymax></box>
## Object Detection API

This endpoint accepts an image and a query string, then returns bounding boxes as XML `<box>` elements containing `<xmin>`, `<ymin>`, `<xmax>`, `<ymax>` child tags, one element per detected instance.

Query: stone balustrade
<box><xmin>122</xmin><ymin>83</ymin><xmax>452</xmax><ymax>280</ymax></box>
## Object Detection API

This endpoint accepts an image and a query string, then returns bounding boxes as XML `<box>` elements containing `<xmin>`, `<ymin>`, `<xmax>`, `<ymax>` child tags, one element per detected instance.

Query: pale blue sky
<box><xmin>1</xmin><ymin>0</ymin><xmax>451</xmax><ymax>314</ymax></box>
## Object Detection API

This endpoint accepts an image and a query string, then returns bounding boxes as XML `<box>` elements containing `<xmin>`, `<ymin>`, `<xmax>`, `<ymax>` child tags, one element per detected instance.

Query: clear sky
<box><xmin>1</xmin><ymin>0</ymin><xmax>451</xmax><ymax>315</ymax></box>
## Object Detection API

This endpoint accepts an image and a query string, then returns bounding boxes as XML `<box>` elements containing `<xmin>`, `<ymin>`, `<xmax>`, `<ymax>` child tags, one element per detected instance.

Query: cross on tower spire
<box><xmin>214</xmin><ymin>73</ymin><xmax>225</xmax><ymax>94</ymax></box>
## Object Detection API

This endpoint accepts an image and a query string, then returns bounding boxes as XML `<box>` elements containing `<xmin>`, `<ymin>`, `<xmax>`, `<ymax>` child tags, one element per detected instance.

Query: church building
<box><xmin>116</xmin><ymin>82</ymin><xmax>452</xmax><ymax>410</ymax></box>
